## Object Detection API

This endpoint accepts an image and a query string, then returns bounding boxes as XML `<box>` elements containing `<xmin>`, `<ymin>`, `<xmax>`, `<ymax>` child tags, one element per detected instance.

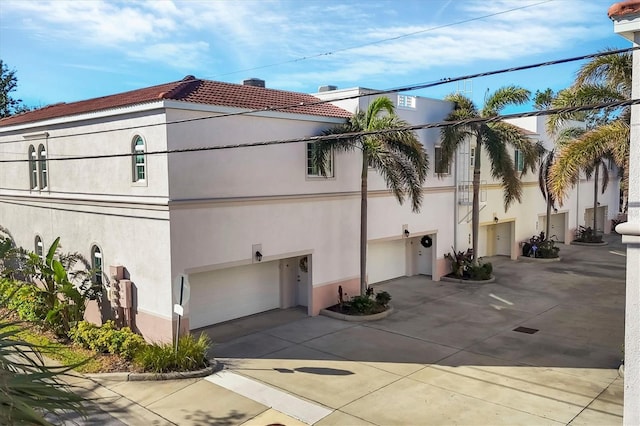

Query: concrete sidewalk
<box><xmin>68</xmin><ymin>234</ymin><xmax>626</xmax><ymax>425</ymax></box>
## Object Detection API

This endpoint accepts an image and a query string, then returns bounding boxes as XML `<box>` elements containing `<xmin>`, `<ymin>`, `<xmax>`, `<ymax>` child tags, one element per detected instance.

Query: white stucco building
<box><xmin>0</xmin><ymin>77</ymin><xmax>456</xmax><ymax>342</ymax></box>
<box><xmin>0</xmin><ymin>75</ymin><xmax>623</xmax><ymax>344</ymax></box>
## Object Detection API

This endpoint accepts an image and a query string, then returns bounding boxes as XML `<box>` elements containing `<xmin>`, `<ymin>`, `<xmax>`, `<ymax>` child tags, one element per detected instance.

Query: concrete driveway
<box><xmin>73</xmin><ymin>234</ymin><xmax>625</xmax><ymax>425</ymax></box>
<box><xmin>206</xmin><ymin>234</ymin><xmax>625</xmax><ymax>425</ymax></box>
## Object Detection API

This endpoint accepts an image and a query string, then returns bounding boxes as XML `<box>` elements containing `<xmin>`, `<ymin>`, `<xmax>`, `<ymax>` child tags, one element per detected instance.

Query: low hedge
<box><xmin>69</xmin><ymin>320</ymin><xmax>146</xmax><ymax>360</ymax></box>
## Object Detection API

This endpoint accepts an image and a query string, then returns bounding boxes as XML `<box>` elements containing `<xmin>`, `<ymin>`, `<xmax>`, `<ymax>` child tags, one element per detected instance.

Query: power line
<box><xmin>0</xmin><ymin>47</ymin><xmax>636</xmax><ymax>146</ymax></box>
<box><xmin>211</xmin><ymin>0</ymin><xmax>554</xmax><ymax>78</ymax></box>
<box><xmin>1</xmin><ymin>99</ymin><xmax>636</xmax><ymax>164</ymax></box>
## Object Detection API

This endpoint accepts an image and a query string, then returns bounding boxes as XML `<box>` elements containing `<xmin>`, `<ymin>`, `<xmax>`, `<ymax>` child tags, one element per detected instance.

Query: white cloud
<box><xmin>0</xmin><ymin>0</ymin><xmax>619</xmax><ymax>88</ymax></box>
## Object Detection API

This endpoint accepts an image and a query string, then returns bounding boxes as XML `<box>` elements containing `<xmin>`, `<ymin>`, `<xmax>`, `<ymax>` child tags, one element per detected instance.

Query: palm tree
<box><xmin>538</xmin><ymin>148</ymin><xmax>556</xmax><ymax>240</ymax></box>
<box><xmin>551</xmin><ymin>127</ymin><xmax>610</xmax><ymax>236</ymax></box>
<box><xmin>548</xmin><ymin>49</ymin><xmax>630</xmax><ymax>212</ymax></box>
<box><xmin>439</xmin><ymin>86</ymin><xmax>539</xmax><ymax>265</ymax></box>
<box><xmin>311</xmin><ymin>97</ymin><xmax>428</xmax><ymax>295</ymax></box>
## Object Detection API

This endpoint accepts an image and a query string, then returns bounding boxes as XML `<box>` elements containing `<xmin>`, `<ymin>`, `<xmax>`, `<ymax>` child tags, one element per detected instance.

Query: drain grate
<box><xmin>513</xmin><ymin>326</ymin><xmax>539</xmax><ymax>334</ymax></box>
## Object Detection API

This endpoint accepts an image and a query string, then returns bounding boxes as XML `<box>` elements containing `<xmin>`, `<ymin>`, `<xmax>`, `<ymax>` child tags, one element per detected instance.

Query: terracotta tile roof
<box><xmin>608</xmin><ymin>0</ymin><xmax>640</xmax><ymax>18</ymax></box>
<box><xmin>0</xmin><ymin>76</ymin><xmax>351</xmax><ymax>127</ymax></box>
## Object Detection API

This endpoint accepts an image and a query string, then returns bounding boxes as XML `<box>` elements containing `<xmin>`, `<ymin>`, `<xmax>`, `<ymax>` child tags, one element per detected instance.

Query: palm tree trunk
<box><xmin>545</xmin><ymin>197</ymin><xmax>551</xmax><ymax>240</ymax></box>
<box><xmin>472</xmin><ymin>134</ymin><xmax>482</xmax><ymax>266</ymax></box>
<box><xmin>593</xmin><ymin>166</ymin><xmax>599</xmax><ymax>235</ymax></box>
<box><xmin>360</xmin><ymin>151</ymin><xmax>369</xmax><ymax>296</ymax></box>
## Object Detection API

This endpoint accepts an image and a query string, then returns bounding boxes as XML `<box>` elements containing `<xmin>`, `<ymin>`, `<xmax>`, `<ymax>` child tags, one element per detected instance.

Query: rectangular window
<box><xmin>434</xmin><ymin>146</ymin><xmax>450</xmax><ymax>175</ymax></box>
<box><xmin>514</xmin><ymin>149</ymin><xmax>524</xmax><ymax>172</ymax></box>
<box><xmin>469</xmin><ymin>147</ymin><xmax>476</xmax><ymax>169</ymax></box>
<box><xmin>397</xmin><ymin>94</ymin><xmax>416</xmax><ymax>109</ymax></box>
<box><xmin>307</xmin><ymin>143</ymin><xmax>333</xmax><ymax>177</ymax></box>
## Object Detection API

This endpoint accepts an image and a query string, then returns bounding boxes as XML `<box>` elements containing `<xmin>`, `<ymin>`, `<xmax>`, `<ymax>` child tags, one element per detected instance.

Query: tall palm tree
<box><xmin>548</xmin><ymin>49</ymin><xmax>630</xmax><ymax>212</ymax></box>
<box><xmin>551</xmin><ymin>127</ymin><xmax>610</xmax><ymax>236</ymax></box>
<box><xmin>538</xmin><ymin>148</ymin><xmax>556</xmax><ymax>240</ymax></box>
<box><xmin>311</xmin><ymin>97</ymin><xmax>428</xmax><ymax>295</ymax></box>
<box><xmin>439</xmin><ymin>86</ymin><xmax>539</xmax><ymax>265</ymax></box>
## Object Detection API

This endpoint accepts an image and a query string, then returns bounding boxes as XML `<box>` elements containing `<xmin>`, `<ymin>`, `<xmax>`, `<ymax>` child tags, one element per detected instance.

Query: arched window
<box><xmin>132</xmin><ymin>136</ymin><xmax>146</xmax><ymax>182</ymax></box>
<box><xmin>91</xmin><ymin>245</ymin><xmax>103</xmax><ymax>285</ymax></box>
<box><xmin>38</xmin><ymin>144</ymin><xmax>48</xmax><ymax>189</ymax></box>
<box><xmin>35</xmin><ymin>235</ymin><xmax>44</xmax><ymax>259</ymax></box>
<box><xmin>28</xmin><ymin>145</ymin><xmax>37</xmax><ymax>190</ymax></box>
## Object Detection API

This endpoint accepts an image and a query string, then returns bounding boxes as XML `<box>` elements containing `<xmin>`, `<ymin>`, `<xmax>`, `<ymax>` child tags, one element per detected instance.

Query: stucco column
<box><xmin>609</xmin><ymin>2</ymin><xmax>640</xmax><ymax>424</ymax></box>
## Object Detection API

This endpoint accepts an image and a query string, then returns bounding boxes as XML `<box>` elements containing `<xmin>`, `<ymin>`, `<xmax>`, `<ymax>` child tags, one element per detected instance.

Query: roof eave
<box><xmin>0</xmin><ymin>101</ymin><xmax>167</xmax><ymax>134</ymax></box>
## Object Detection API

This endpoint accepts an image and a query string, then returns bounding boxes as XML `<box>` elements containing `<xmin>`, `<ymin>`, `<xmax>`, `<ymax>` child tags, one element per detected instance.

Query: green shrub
<box><xmin>0</xmin><ymin>279</ymin><xmax>48</xmax><ymax>323</ymax></box>
<box><xmin>574</xmin><ymin>226</ymin><xmax>603</xmax><ymax>243</ymax></box>
<box><xmin>69</xmin><ymin>320</ymin><xmax>145</xmax><ymax>360</ymax></box>
<box><xmin>134</xmin><ymin>333</ymin><xmax>210</xmax><ymax>373</ymax></box>
<box><xmin>349</xmin><ymin>295</ymin><xmax>374</xmax><ymax>314</ymax></box>
<box><xmin>469</xmin><ymin>262</ymin><xmax>492</xmax><ymax>280</ymax></box>
<box><xmin>375</xmin><ymin>291</ymin><xmax>392</xmax><ymax>307</ymax></box>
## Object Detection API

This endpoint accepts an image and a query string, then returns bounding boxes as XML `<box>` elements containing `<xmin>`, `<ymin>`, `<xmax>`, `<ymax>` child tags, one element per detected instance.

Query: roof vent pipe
<box><xmin>243</xmin><ymin>78</ymin><xmax>265</xmax><ymax>88</ymax></box>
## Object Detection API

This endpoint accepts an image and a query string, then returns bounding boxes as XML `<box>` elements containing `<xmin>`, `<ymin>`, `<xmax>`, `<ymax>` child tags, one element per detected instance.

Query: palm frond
<box><xmin>575</xmin><ymin>49</ymin><xmax>632</xmax><ymax>97</ymax></box>
<box><xmin>364</xmin><ymin>97</ymin><xmax>395</xmax><ymax>129</ymax></box>
<box><xmin>444</xmin><ymin>93</ymin><xmax>477</xmax><ymax>116</ymax></box>
<box><xmin>549</xmin><ymin>121</ymin><xmax>626</xmax><ymax>203</ymax></box>
<box><xmin>490</xmin><ymin>122</ymin><xmax>539</xmax><ymax>175</ymax></box>
<box><xmin>482</xmin><ymin>86</ymin><xmax>530</xmax><ymax>117</ymax></box>
<box><xmin>482</xmin><ymin>126</ymin><xmax>522</xmax><ymax>210</ymax></box>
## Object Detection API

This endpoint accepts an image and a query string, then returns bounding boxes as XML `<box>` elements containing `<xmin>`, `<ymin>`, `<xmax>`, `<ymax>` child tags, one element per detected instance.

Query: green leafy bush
<box><xmin>375</xmin><ymin>291</ymin><xmax>392</xmax><ymax>307</ymax></box>
<box><xmin>0</xmin><ymin>279</ymin><xmax>47</xmax><ymax>323</ymax></box>
<box><xmin>469</xmin><ymin>262</ymin><xmax>493</xmax><ymax>280</ymax></box>
<box><xmin>69</xmin><ymin>320</ymin><xmax>145</xmax><ymax>360</ymax></box>
<box><xmin>133</xmin><ymin>334</ymin><xmax>210</xmax><ymax>373</ymax></box>
<box><xmin>522</xmin><ymin>232</ymin><xmax>560</xmax><ymax>258</ymax></box>
<box><xmin>574</xmin><ymin>226</ymin><xmax>603</xmax><ymax>243</ymax></box>
<box><xmin>445</xmin><ymin>248</ymin><xmax>493</xmax><ymax>281</ymax></box>
<box><xmin>444</xmin><ymin>248</ymin><xmax>473</xmax><ymax>278</ymax></box>
<box><xmin>350</xmin><ymin>295</ymin><xmax>374</xmax><ymax>313</ymax></box>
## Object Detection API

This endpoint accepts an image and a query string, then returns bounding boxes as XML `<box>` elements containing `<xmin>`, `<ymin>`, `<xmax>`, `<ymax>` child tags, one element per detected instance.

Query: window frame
<box><xmin>434</xmin><ymin>146</ymin><xmax>451</xmax><ymax>175</ymax></box>
<box><xmin>132</xmin><ymin>135</ymin><xmax>146</xmax><ymax>183</ymax></box>
<box><xmin>514</xmin><ymin>148</ymin><xmax>524</xmax><ymax>172</ymax></box>
<box><xmin>397</xmin><ymin>94</ymin><xmax>416</xmax><ymax>109</ymax></box>
<box><xmin>306</xmin><ymin>142</ymin><xmax>334</xmax><ymax>178</ymax></box>
<box><xmin>37</xmin><ymin>144</ymin><xmax>48</xmax><ymax>190</ymax></box>
<box><xmin>34</xmin><ymin>235</ymin><xmax>44</xmax><ymax>259</ymax></box>
<box><xmin>28</xmin><ymin>145</ymin><xmax>38</xmax><ymax>190</ymax></box>
<box><xmin>91</xmin><ymin>245</ymin><xmax>103</xmax><ymax>285</ymax></box>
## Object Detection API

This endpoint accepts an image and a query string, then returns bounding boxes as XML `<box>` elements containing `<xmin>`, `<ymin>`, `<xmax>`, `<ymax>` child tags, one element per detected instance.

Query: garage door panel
<box><xmin>368</xmin><ymin>240</ymin><xmax>406</xmax><ymax>284</ymax></box>
<box><xmin>189</xmin><ymin>262</ymin><xmax>279</xmax><ymax>329</ymax></box>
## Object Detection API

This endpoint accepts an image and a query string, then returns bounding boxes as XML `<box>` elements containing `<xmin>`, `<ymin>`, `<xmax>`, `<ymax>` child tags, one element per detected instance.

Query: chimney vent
<box><xmin>318</xmin><ymin>85</ymin><xmax>338</xmax><ymax>92</ymax></box>
<box><xmin>243</xmin><ymin>78</ymin><xmax>265</xmax><ymax>88</ymax></box>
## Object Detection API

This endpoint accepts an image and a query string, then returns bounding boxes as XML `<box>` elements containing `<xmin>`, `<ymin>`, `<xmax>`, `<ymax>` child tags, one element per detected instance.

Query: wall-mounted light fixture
<box><xmin>255</xmin><ymin>251</ymin><xmax>263</xmax><ymax>262</ymax></box>
<box><xmin>553</xmin><ymin>208</ymin><xmax>558</xmax><ymax>213</ymax></box>
<box><xmin>493</xmin><ymin>216</ymin><xmax>499</xmax><ymax>223</ymax></box>
<box><xmin>404</xmin><ymin>229</ymin><xmax>410</xmax><ymax>237</ymax></box>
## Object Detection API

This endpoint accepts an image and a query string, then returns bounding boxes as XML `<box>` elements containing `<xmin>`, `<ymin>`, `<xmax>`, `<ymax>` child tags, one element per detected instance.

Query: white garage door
<box><xmin>367</xmin><ymin>240</ymin><xmax>406</xmax><ymax>284</ymax></box>
<box><xmin>541</xmin><ymin>213</ymin><xmax>566</xmax><ymax>242</ymax></box>
<box><xmin>189</xmin><ymin>261</ymin><xmax>280</xmax><ymax>329</ymax></box>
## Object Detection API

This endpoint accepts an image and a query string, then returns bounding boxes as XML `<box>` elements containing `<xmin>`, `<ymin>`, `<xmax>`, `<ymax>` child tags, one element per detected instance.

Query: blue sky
<box><xmin>0</xmin><ymin>0</ymin><xmax>629</xmax><ymax>111</ymax></box>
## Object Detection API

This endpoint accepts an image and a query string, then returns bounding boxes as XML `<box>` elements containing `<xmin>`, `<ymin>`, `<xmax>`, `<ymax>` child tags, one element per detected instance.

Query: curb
<box><xmin>518</xmin><ymin>256</ymin><xmax>562</xmax><ymax>262</ymax></box>
<box><xmin>85</xmin><ymin>359</ymin><xmax>222</xmax><ymax>382</ymax></box>
<box><xmin>570</xmin><ymin>241</ymin><xmax>609</xmax><ymax>246</ymax></box>
<box><xmin>440</xmin><ymin>275</ymin><xmax>496</xmax><ymax>284</ymax></box>
<box><xmin>320</xmin><ymin>305</ymin><xmax>394</xmax><ymax>322</ymax></box>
